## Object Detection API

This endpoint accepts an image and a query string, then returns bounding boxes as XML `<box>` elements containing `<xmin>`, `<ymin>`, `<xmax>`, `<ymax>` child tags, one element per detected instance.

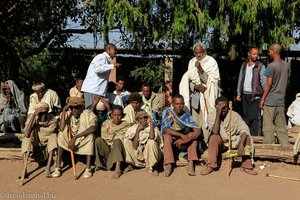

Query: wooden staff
<box><xmin>19</xmin><ymin>140</ymin><xmax>31</xmax><ymax>186</ymax></box>
<box><xmin>266</xmin><ymin>173</ymin><xmax>300</xmax><ymax>181</ymax></box>
<box><xmin>68</xmin><ymin>126</ymin><xmax>77</xmax><ymax>180</ymax></box>
<box><xmin>227</xmin><ymin>101</ymin><xmax>233</xmax><ymax>178</ymax></box>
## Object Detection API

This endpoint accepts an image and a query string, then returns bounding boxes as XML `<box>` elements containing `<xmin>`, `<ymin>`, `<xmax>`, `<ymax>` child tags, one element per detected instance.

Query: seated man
<box><xmin>123</xmin><ymin>92</ymin><xmax>142</xmax><ymax>123</ymax></box>
<box><xmin>0</xmin><ymin>80</ymin><xmax>27</xmax><ymax>133</ymax></box>
<box><xmin>94</xmin><ymin>106</ymin><xmax>131</xmax><ymax>179</ymax></box>
<box><xmin>21</xmin><ymin>102</ymin><xmax>58</xmax><ymax>178</ymax></box>
<box><xmin>201</xmin><ymin>96</ymin><xmax>257</xmax><ymax>175</ymax></box>
<box><xmin>69</xmin><ymin>78</ymin><xmax>84</xmax><ymax>98</ymax></box>
<box><xmin>140</xmin><ymin>83</ymin><xmax>162</xmax><ymax>116</ymax></box>
<box><xmin>161</xmin><ymin>94</ymin><xmax>200</xmax><ymax>177</ymax></box>
<box><xmin>123</xmin><ymin>109</ymin><xmax>163</xmax><ymax>176</ymax></box>
<box><xmin>91</xmin><ymin>96</ymin><xmax>110</xmax><ymax>131</ymax></box>
<box><xmin>106</xmin><ymin>76</ymin><xmax>131</xmax><ymax>108</ymax></box>
<box><xmin>52</xmin><ymin>97</ymin><xmax>97</xmax><ymax>179</ymax></box>
<box><xmin>27</xmin><ymin>83</ymin><xmax>61</xmax><ymax>116</ymax></box>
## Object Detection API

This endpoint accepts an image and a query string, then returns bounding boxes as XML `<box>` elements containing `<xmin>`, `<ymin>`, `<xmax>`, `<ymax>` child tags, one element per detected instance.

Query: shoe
<box><xmin>200</xmin><ymin>166</ymin><xmax>214</xmax><ymax>176</ymax></box>
<box><xmin>51</xmin><ymin>168</ymin><xmax>61</xmax><ymax>178</ymax></box>
<box><xmin>83</xmin><ymin>168</ymin><xmax>92</xmax><ymax>179</ymax></box>
<box><xmin>164</xmin><ymin>164</ymin><xmax>173</xmax><ymax>177</ymax></box>
<box><xmin>240</xmin><ymin>166</ymin><xmax>258</xmax><ymax>175</ymax></box>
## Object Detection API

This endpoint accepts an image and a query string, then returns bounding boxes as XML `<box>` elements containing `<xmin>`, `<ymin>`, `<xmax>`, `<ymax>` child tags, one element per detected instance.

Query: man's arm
<box><xmin>260</xmin><ymin>77</ymin><xmax>272</xmax><ymax>109</ymax></box>
<box><xmin>236</xmin><ymin>64</ymin><xmax>244</xmax><ymax>101</ymax></box>
<box><xmin>68</xmin><ymin>126</ymin><xmax>96</xmax><ymax>150</ymax></box>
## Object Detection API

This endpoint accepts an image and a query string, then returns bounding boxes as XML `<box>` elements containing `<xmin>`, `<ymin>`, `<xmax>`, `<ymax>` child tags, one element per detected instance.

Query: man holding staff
<box><xmin>201</xmin><ymin>96</ymin><xmax>257</xmax><ymax>175</ymax></box>
<box><xmin>52</xmin><ymin>97</ymin><xmax>97</xmax><ymax>179</ymax></box>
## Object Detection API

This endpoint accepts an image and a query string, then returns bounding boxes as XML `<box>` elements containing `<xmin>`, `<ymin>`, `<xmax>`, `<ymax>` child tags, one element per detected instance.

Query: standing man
<box><xmin>236</xmin><ymin>47</ymin><xmax>266</xmax><ymax>136</ymax></box>
<box><xmin>179</xmin><ymin>42</ymin><xmax>220</xmax><ymax>142</ymax></box>
<box><xmin>260</xmin><ymin>43</ymin><xmax>290</xmax><ymax>145</ymax></box>
<box><xmin>81</xmin><ymin>43</ymin><xmax>122</xmax><ymax>109</ymax></box>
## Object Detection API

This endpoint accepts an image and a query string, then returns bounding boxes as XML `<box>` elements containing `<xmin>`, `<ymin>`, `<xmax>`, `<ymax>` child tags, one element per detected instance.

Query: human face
<box><xmin>131</xmin><ymin>101</ymin><xmax>141</xmax><ymax>111</ymax></box>
<box><xmin>38</xmin><ymin>111</ymin><xmax>48</xmax><ymax>122</ymax></box>
<box><xmin>70</xmin><ymin>105</ymin><xmax>83</xmax><ymax>118</ymax></box>
<box><xmin>216</xmin><ymin>101</ymin><xmax>229</xmax><ymax>119</ymax></box>
<box><xmin>111</xmin><ymin>109</ymin><xmax>123</xmax><ymax>125</ymax></box>
<box><xmin>142</xmin><ymin>86</ymin><xmax>151</xmax><ymax>99</ymax></box>
<box><xmin>35</xmin><ymin>90</ymin><xmax>45</xmax><ymax>100</ymax></box>
<box><xmin>4</xmin><ymin>88</ymin><xmax>11</xmax><ymax>96</ymax></box>
<box><xmin>268</xmin><ymin>48</ymin><xmax>275</xmax><ymax>59</ymax></box>
<box><xmin>248</xmin><ymin>48</ymin><xmax>259</xmax><ymax>62</ymax></box>
<box><xmin>194</xmin><ymin>46</ymin><xmax>206</xmax><ymax>60</ymax></box>
<box><xmin>172</xmin><ymin>97</ymin><xmax>184</xmax><ymax>114</ymax></box>
<box><xmin>137</xmin><ymin>114</ymin><xmax>149</xmax><ymax>125</ymax></box>
<box><xmin>107</xmin><ymin>47</ymin><xmax>117</xmax><ymax>58</ymax></box>
<box><xmin>116</xmin><ymin>80</ymin><xmax>125</xmax><ymax>91</ymax></box>
<box><xmin>76</xmin><ymin>80</ymin><xmax>83</xmax><ymax>91</ymax></box>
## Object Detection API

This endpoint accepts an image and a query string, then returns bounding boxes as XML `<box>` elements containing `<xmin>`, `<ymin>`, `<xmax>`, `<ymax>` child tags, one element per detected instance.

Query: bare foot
<box><xmin>187</xmin><ymin>161</ymin><xmax>196</xmax><ymax>176</ymax></box>
<box><xmin>123</xmin><ymin>165</ymin><xmax>134</xmax><ymax>174</ymax></box>
<box><xmin>111</xmin><ymin>171</ymin><xmax>122</xmax><ymax>179</ymax></box>
<box><xmin>240</xmin><ymin>166</ymin><xmax>258</xmax><ymax>175</ymax></box>
<box><xmin>164</xmin><ymin>164</ymin><xmax>173</xmax><ymax>177</ymax></box>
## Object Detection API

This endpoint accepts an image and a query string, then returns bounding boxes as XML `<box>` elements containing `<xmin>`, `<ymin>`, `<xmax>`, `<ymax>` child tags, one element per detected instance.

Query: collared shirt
<box><xmin>106</xmin><ymin>89</ymin><xmax>130</xmax><ymax>108</ymax></box>
<box><xmin>243</xmin><ymin>63</ymin><xmax>255</xmax><ymax>93</ymax></box>
<box><xmin>69</xmin><ymin>86</ymin><xmax>84</xmax><ymax>98</ymax></box>
<box><xmin>81</xmin><ymin>52</ymin><xmax>114</xmax><ymax>96</ymax></box>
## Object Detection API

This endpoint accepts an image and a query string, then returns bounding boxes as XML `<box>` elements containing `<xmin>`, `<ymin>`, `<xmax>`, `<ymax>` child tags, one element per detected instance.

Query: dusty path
<box><xmin>0</xmin><ymin>160</ymin><xmax>299</xmax><ymax>200</ymax></box>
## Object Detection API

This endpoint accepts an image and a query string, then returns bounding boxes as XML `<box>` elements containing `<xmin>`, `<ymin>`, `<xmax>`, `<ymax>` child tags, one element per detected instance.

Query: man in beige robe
<box><xmin>69</xmin><ymin>78</ymin><xmax>84</xmax><ymax>98</ymax></box>
<box><xmin>21</xmin><ymin>102</ymin><xmax>58</xmax><ymax>178</ymax></box>
<box><xmin>179</xmin><ymin>42</ymin><xmax>221</xmax><ymax>143</ymax></box>
<box><xmin>94</xmin><ymin>105</ymin><xmax>131</xmax><ymax>179</ymax></box>
<box><xmin>123</xmin><ymin>109</ymin><xmax>163</xmax><ymax>176</ymax></box>
<box><xmin>123</xmin><ymin>92</ymin><xmax>142</xmax><ymax>123</ymax></box>
<box><xmin>52</xmin><ymin>97</ymin><xmax>97</xmax><ymax>179</ymax></box>
<box><xmin>139</xmin><ymin>84</ymin><xmax>162</xmax><ymax>116</ymax></box>
<box><xmin>201</xmin><ymin>96</ymin><xmax>257</xmax><ymax>175</ymax></box>
<box><xmin>27</xmin><ymin>83</ymin><xmax>61</xmax><ymax>116</ymax></box>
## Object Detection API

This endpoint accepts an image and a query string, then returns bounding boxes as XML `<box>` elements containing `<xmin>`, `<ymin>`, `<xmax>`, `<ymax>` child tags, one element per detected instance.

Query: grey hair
<box><xmin>193</xmin><ymin>42</ymin><xmax>206</xmax><ymax>51</ymax></box>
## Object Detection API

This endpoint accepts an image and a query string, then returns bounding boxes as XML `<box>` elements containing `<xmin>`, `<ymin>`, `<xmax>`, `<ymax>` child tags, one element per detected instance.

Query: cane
<box><xmin>19</xmin><ymin>131</ymin><xmax>34</xmax><ymax>186</ymax></box>
<box><xmin>226</xmin><ymin>101</ymin><xmax>233</xmax><ymax>178</ymax></box>
<box><xmin>68</xmin><ymin>126</ymin><xmax>78</xmax><ymax>180</ymax></box>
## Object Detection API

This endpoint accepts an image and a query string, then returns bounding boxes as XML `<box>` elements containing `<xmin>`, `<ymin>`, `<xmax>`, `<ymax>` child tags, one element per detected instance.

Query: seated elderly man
<box><xmin>21</xmin><ymin>102</ymin><xmax>58</xmax><ymax>178</ymax></box>
<box><xmin>201</xmin><ymin>96</ymin><xmax>257</xmax><ymax>175</ymax></box>
<box><xmin>161</xmin><ymin>94</ymin><xmax>201</xmax><ymax>177</ymax></box>
<box><xmin>94</xmin><ymin>105</ymin><xmax>131</xmax><ymax>179</ymax></box>
<box><xmin>27</xmin><ymin>83</ymin><xmax>61</xmax><ymax>116</ymax></box>
<box><xmin>0</xmin><ymin>80</ymin><xmax>27</xmax><ymax>133</ymax></box>
<box><xmin>123</xmin><ymin>109</ymin><xmax>163</xmax><ymax>176</ymax></box>
<box><xmin>123</xmin><ymin>92</ymin><xmax>143</xmax><ymax>123</ymax></box>
<box><xmin>52</xmin><ymin>97</ymin><xmax>97</xmax><ymax>179</ymax></box>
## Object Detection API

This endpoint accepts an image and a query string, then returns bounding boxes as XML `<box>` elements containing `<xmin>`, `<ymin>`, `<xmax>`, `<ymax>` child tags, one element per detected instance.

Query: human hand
<box><xmin>216</xmin><ymin>102</ymin><xmax>226</xmax><ymax>116</ymax></box>
<box><xmin>195</xmin><ymin>60</ymin><xmax>204</xmax><ymax>74</ymax></box>
<box><xmin>236</xmin><ymin>95</ymin><xmax>241</xmax><ymax>101</ymax></box>
<box><xmin>174</xmin><ymin>139</ymin><xmax>184</xmax><ymax>148</ymax></box>
<box><xmin>259</xmin><ymin>99</ymin><xmax>264</xmax><ymax>110</ymax></box>
<box><xmin>195</xmin><ymin>84</ymin><xmax>207</xmax><ymax>93</ymax></box>
<box><xmin>68</xmin><ymin>135</ymin><xmax>76</xmax><ymax>151</ymax></box>
<box><xmin>114</xmin><ymin>63</ymin><xmax>122</xmax><ymax>68</ymax></box>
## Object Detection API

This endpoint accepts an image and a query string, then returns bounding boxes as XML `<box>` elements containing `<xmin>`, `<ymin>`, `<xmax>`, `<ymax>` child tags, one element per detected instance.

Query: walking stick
<box><xmin>68</xmin><ymin>126</ymin><xmax>78</xmax><ymax>180</ymax></box>
<box><xmin>20</xmin><ymin>137</ymin><xmax>32</xmax><ymax>186</ymax></box>
<box><xmin>226</xmin><ymin>101</ymin><xmax>233</xmax><ymax>178</ymax></box>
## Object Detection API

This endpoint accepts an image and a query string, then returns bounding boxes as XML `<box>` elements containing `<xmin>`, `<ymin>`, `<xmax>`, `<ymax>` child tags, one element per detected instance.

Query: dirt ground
<box><xmin>0</xmin><ymin>159</ymin><xmax>299</xmax><ymax>200</ymax></box>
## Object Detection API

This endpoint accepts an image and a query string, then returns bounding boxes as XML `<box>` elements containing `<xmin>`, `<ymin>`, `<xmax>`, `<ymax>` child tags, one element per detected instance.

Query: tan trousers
<box><xmin>123</xmin><ymin>138</ymin><xmax>162</xmax><ymax>168</ymax></box>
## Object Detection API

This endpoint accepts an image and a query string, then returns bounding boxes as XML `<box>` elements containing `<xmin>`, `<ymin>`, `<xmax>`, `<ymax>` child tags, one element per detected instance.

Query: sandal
<box><xmin>83</xmin><ymin>168</ymin><xmax>93</xmax><ymax>179</ymax></box>
<box><xmin>240</xmin><ymin>167</ymin><xmax>258</xmax><ymax>175</ymax></box>
<box><xmin>200</xmin><ymin>166</ymin><xmax>214</xmax><ymax>176</ymax></box>
<box><xmin>51</xmin><ymin>168</ymin><xmax>61</xmax><ymax>178</ymax></box>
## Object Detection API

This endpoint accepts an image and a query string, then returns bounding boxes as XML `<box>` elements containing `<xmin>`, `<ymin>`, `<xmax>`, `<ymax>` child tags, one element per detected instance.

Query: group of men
<box><xmin>0</xmin><ymin>41</ymin><xmax>294</xmax><ymax>180</ymax></box>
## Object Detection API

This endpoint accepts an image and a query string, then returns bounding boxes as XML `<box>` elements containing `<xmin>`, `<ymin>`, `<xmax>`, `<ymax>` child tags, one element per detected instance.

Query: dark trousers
<box><xmin>242</xmin><ymin>94</ymin><xmax>261</xmax><ymax>136</ymax></box>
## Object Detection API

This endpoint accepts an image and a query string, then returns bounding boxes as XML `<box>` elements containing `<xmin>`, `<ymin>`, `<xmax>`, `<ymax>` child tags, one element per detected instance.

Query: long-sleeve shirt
<box><xmin>81</xmin><ymin>52</ymin><xmax>114</xmax><ymax>96</ymax></box>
